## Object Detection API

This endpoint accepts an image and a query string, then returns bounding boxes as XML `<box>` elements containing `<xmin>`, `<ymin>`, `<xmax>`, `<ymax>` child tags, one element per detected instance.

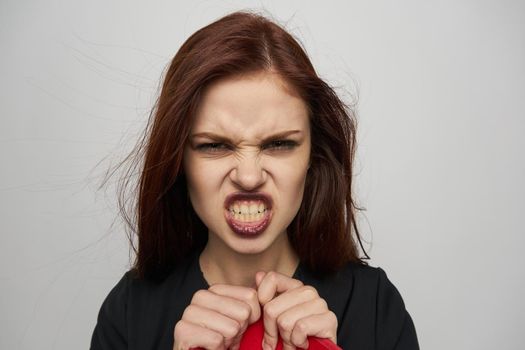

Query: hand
<box><xmin>256</xmin><ymin>271</ymin><xmax>338</xmax><ymax>350</ymax></box>
<box><xmin>173</xmin><ymin>284</ymin><xmax>261</xmax><ymax>350</ymax></box>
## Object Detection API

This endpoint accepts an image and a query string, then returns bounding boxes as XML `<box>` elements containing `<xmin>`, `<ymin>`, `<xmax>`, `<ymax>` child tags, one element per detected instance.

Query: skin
<box><xmin>174</xmin><ymin>71</ymin><xmax>337</xmax><ymax>350</ymax></box>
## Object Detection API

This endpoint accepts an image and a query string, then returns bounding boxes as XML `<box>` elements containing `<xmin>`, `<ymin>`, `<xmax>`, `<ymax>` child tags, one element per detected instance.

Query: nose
<box><xmin>229</xmin><ymin>153</ymin><xmax>266</xmax><ymax>190</ymax></box>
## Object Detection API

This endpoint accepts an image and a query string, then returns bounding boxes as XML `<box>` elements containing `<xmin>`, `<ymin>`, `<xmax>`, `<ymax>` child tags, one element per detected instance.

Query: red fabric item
<box><xmin>190</xmin><ymin>317</ymin><xmax>341</xmax><ymax>350</ymax></box>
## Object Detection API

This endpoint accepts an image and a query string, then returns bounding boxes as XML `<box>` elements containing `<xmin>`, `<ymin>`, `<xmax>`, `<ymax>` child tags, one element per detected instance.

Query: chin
<box><xmin>226</xmin><ymin>236</ymin><xmax>272</xmax><ymax>255</ymax></box>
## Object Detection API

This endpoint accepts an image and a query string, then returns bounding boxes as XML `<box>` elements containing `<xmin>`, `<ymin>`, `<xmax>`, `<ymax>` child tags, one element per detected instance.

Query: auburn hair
<box><xmin>116</xmin><ymin>11</ymin><xmax>368</xmax><ymax>280</ymax></box>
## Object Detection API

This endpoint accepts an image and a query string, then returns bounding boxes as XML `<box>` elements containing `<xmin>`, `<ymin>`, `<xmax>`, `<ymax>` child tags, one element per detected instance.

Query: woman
<box><xmin>91</xmin><ymin>11</ymin><xmax>419</xmax><ymax>350</ymax></box>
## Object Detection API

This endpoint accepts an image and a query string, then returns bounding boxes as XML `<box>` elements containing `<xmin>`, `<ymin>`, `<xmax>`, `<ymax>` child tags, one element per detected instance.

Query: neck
<box><xmin>199</xmin><ymin>233</ymin><xmax>299</xmax><ymax>287</ymax></box>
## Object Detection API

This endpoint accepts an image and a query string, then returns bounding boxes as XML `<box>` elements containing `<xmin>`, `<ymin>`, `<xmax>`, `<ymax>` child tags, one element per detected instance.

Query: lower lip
<box><xmin>224</xmin><ymin>210</ymin><xmax>272</xmax><ymax>238</ymax></box>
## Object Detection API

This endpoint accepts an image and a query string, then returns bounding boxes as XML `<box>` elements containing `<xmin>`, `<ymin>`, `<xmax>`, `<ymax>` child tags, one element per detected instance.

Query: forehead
<box><xmin>191</xmin><ymin>72</ymin><xmax>309</xmax><ymax>138</ymax></box>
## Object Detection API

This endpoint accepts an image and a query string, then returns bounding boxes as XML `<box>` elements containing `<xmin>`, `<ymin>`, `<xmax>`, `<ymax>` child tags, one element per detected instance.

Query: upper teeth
<box><xmin>229</xmin><ymin>201</ymin><xmax>267</xmax><ymax>215</ymax></box>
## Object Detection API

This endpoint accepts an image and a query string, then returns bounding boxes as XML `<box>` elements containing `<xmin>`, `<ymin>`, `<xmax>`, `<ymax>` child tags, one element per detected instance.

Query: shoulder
<box><xmin>346</xmin><ymin>263</ymin><xmax>402</xmax><ymax>303</ymax></box>
<box><xmin>345</xmin><ymin>263</ymin><xmax>420</xmax><ymax>349</ymax></box>
<box><xmin>299</xmin><ymin>262</ymin><xmax>419</xmax><ymax>349</ymax></box>
<box><xmin>297</xmin><ymin>261</ymin><xmax>399</xmax><ymax>319</ymax></box>
<box><xmin>298</xmin><ymin>261</ymin><xmax>393</xmax><ymax>301</ymax></box>
<box><xmin>90</xmin><ymin>271</ymin><xmax>135</xmax><ymax>349</ymax></box>
<box><xmin>97</xmin><ymin>253</ymin><xmax>203</xmax><ymax>314</ymax></box>
<box><xmin>98</xmin><ymin>269</ymin><xmax>136</xmax><ymax>320</ymax></box>
<box><xmin>326</xmin><ymin>261</ymin><xmax>407</xmax><ymax>303</ymax></box>
<box><xmin>347</xmin><ymin>264</ymin><xmax>408</xmax><ymax>323</ymax></box>
<box><xmin>91</xmin><ymin>252</ymin><xmax>208</xmax><ymax>349</ymax></box>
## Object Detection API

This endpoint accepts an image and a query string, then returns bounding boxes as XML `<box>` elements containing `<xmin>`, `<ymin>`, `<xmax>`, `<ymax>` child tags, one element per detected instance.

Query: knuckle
<box><xmin>244</xmin><ymin>288</ymin><xmax>257</xmax><ymax>302</ymax></box>
<box><xmin>277</xmin><ymin>314</ymin><xmax>294</xmax><ymax>331</ymax></box>
<box><xmin>191</xmin><ymin>289</ymin><xmax>208</xmax><ymax>304</ymax></box>
<box><xmin>295</xmin><ymin>318</ymin><xmax>309</xmax><ymax>334</ymax></box>
<box><xmin>181</xmin><ymin>304</ymin><xmax>196</xmax><ymax>319</ymax></box>
<box><xmin>173</xmin><ymin>321</ymin><xmax>196</xmax><ymax>348</ymax></box>
<box><xmin>266</xmin><ymin>271</ymin><xmax>278</xmax><ymax>282</ymax></box>
<box><xmin>301</xmin><ymin>285</ymin><xmax>318</xmax><ymax>298</ymax></box>
<box><xmin>263</xmin><ymin>303</ymin><xmax>278</xmax><ymax>320</ymax></box>
<box><xmin>316</xmin><ymin>298</ymin><xmax>328</xmax><ymax>310</ymax></box>
<box><xmin>209</xmin><ymin>332</ymin><xmax>224</xmax><ymax>349</ymax></box>
<box><xmin>225</xmin><ymin>321</ymin><xmax>242</xmax><ymax>339</ymax></box>
<box><xmin>239</xmin><ymin>303</ymin><xmax>251</xmax><ymax>321</ymax></box>
<box><xmin>176</xmin><ymin>340</ymin><xmax>190</xmax><ymax>350</ymax></box>
<box><xmin>173</xmin><ymin>320</ymin><xmax>186</xmax><ymax>337</ymax></box>
<box><xmin>328</xmin><ymin>311</ymin><xmax>338</xmax><ymax>327</ymax></box>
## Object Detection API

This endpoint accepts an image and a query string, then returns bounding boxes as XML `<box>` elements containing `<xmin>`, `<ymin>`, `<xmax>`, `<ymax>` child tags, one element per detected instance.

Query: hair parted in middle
<box><xmin>119</xmin><ymin>11</ymin><xmax>367</xmax><ymax>280</ymax></box>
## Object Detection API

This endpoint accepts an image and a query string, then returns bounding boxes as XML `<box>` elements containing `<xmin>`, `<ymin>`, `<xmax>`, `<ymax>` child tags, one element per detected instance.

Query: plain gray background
<box><xmin>1</xmin><ymin>0</ymin><xmax>524</xmax><ymax>349</ymax></box>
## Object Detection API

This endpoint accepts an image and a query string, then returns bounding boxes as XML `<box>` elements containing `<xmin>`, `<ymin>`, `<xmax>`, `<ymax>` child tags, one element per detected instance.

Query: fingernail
<box><xmin>262</xmin><ymin>339</ymin><xmax>272</xmax><ymax>350</ymax></box>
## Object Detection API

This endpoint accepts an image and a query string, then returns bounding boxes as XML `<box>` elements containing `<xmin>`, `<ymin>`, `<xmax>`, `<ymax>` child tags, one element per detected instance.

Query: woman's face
<box><xmin>183</xmin><ymin>71</ymin><xmax>311</xmax><ymax>255</ymax></box>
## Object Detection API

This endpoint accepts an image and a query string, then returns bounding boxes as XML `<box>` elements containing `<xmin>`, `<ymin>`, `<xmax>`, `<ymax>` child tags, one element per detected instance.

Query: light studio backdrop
<box><xmin>1</xmin><ymin>1</ymin><xmax>524</xmax><ymax>349</ymax></box>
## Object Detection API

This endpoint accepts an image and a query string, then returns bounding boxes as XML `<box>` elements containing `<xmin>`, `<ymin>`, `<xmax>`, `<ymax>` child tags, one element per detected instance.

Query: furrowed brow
<box><xmin>190</xmin><ymin>130</ymin><xmax>302</xmax><ymax>142</ymax></box>
<box><xmin>261</xmin><ymin>130</ymin><xmax>302</xmax><ymax>143</ymax></box>
<box><xmin>190</xmin><ymin>132</ymin><xmax>232</xmax><ymax>143</ymax></box>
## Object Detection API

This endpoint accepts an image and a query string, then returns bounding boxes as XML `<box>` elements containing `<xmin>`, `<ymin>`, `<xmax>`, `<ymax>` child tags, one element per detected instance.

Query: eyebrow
<box><xmin>190</xmin><ymin>130</ymin><xmax>303</xmax><ymax>143</ymax></box>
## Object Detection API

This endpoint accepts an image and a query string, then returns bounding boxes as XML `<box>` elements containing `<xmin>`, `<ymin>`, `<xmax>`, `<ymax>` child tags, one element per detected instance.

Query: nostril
<box><xmin>230</xmin><ymin>164</ymin><xmax>266</xmax><ymax>190</ymax></box>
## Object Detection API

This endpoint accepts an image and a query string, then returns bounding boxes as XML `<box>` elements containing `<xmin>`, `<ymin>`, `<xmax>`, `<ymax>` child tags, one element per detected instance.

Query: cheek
<box><xmin>185</xmin><ymin>170</ymin><xmax>213</xmax><ymax>224</ymax></box>
<box><xmin>290</xmin><ymin>168</ymin><xmax>308</xmax><ymax>207</ymax></box>
<box><xmin>184</xmin><ymin>157</ymin><xmax>229</xmax><ymax>214</ymax></box>
<box><xmin>267</xmin><ymin>156</ymin><xmax>309</xmax><ymax>207</ymax></box>
<box><xmin>289</xmin><ymin>148</ymin><xmax>311</xmax><ymax>206</ymax></box>
<box><xmin>183</xmin><ymin>153</ymin><xmax>207</xmax><ymax>212</ymax></box>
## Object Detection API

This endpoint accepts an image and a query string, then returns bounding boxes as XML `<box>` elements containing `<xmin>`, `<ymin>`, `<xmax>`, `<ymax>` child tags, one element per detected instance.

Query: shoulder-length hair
<box><xmin>116</xmin><ymin>11</ymin><xmax>368</xmax><ymax>280</ymax></box>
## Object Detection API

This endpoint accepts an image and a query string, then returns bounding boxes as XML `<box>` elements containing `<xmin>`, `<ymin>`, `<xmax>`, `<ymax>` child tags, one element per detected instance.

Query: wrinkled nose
<box><xmin>229</xmin><ymin>154</ymin><xmax>266</xmax><ymax>190</ymax></box>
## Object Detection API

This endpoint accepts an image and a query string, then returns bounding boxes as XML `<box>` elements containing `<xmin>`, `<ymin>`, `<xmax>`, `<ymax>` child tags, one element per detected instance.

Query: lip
<box><xmin>224</xmin><ymin>192</ymin><xmax>273</xmax><ymax>237</ymax></box>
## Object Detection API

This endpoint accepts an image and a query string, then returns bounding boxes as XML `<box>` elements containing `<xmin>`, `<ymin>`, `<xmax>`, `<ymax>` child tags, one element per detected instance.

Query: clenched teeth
<box><xmin>228</xmin><ymin>201</ymin><xmax>268</xmax><ymax>222</ymax></box>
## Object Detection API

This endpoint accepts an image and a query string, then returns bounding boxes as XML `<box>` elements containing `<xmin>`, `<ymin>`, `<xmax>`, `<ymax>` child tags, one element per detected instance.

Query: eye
<box><xmin>195</xmin><ymin>142</ymin><xmax>229</xmax><ymax>152</ymax></box>
<box><xmin>263</xmin><ymin>140</ymin><xmax>298</xmax><ymax>151</ymax></box>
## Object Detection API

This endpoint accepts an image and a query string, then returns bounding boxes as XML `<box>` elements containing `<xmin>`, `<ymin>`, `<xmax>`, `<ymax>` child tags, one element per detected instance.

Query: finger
<box><xmin>275</xmin><ymin>298</ymin><xmax>329</xmax><ymax>346</ymax></box>
<box><xmin>228</xmin><ymin>332</ymin><xmax>244</xmax><ymax>350</ymax></box>
<box><xmin>268</xmin><ymin>285</ymin><xmax>322</xmax><ymax>314</ymax></box>
<box><xmin>282</xmin><ymin>341</ymin><xmax>295</xmax><ymax>350</ymax></box>
<box><xmin>182</xmin><ymin>304</ymin><xmax>241</xmax><ymax>347</ymax></box>
<box><xmin>257</xmin><ymin>271</ymin><xmax>303</xmax><ymax>305</ymax></box>
<box><xmin>255</xmin><ymin>271</ymin><xmax>266</xmax><ymax>287</ymax></box>
<box><xmin>262</xmin><ymin>329</ymin><xmax>280</xmax><ymax>350</ymax></box>
<box><xmin>290</xmin><ymin>312</ymin><xmax>338</xmax><ymax>346</ymax></box>
<box><xmin>262</xmin><ymin>285</ymin><xmax>319</xmax><ymax>349</ymax></box>
<box><xmin>174</xmin><ymin>319</ymin><xmax>226</xmax><ymax>350</ymax></box>
<box><xmin>257</xmin><ymin>272</ymin><xmax>303</xmax><ymax>349</ymax></box>
<box><xmin>191</xmin><ymin>289</ymin><xmax>253</xmax><ymax>328</ymax></box>
<box><xmin>208</xmin><ymin>284</ymin><xmax>261</xmax><ymax>323</ymax></box>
